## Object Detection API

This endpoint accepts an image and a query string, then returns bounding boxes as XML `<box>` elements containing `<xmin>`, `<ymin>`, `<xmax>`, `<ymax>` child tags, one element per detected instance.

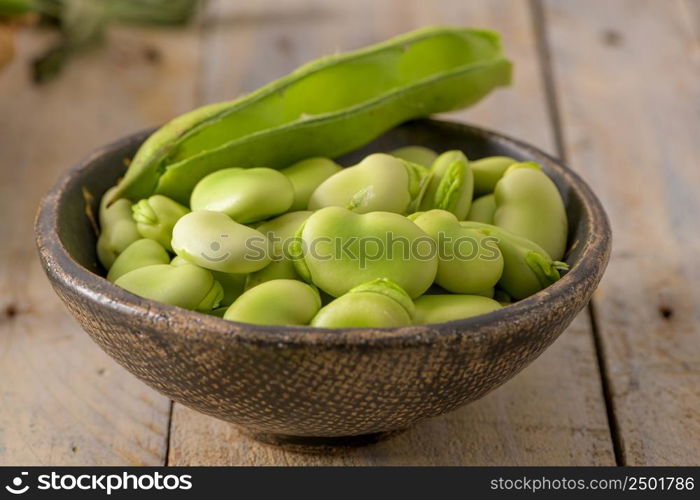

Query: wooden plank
<box><xmin>680</xmin><ymin>0</ymin><xmax>700</xmax><ymax>40</ymax></box>
<box><xmin>168</xmin><ymin>0</ymin><xmax>614</xmax><ymax>465</ymax></box>
<box><xmin>541</xmin><ymin>0</ymin><xmax>700</xmax><ymax>465</ymax></box>
<box><xmin>170</xmin><ymin>313</ymin><xmax>612</xmax><ymax>465</ymax></box>
<box><xmin>0</xmin><ymin>25</ymin><xmax>200</xmax><ymax>465</ymax></box>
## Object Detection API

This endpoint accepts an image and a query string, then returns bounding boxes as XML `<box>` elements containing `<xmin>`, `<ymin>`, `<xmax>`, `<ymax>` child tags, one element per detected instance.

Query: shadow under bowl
<box><xmin>35</xmin><ymin>119</ymin><xmax>611</xmax><ymax>448</ymax></box>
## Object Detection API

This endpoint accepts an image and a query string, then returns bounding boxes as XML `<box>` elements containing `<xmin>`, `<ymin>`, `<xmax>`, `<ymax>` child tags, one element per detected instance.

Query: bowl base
<box><xmin>241</xmin><ymin>428</ymin><xmax>407</xmax><ymax>454</ymax></box>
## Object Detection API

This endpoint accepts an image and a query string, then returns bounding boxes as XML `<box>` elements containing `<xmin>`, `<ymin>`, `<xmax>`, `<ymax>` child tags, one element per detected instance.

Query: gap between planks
<box><xmin>529</xmin><ymin>0</ymin><xmax>624</xmax><ymax>466</ymax></box>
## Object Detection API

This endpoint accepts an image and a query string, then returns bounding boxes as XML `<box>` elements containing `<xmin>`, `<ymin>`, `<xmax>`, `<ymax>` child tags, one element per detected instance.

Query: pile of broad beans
<box><xmin>96</xmin><ymin>27</ymin><xmax>569</xmax><ymax>327</ymax></box>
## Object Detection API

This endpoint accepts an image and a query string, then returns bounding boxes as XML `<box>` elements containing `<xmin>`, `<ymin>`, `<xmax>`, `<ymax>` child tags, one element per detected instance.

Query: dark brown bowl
<box><xmin>35</xmin><ymin>119</ymin><xmax>611</xmax><ymax>448</ymax></box>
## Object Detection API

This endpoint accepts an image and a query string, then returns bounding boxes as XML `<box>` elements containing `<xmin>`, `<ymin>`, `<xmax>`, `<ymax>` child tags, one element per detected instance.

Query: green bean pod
<box><xmin>115</xmin><ymin>263</ymin><xmax>224</xmax><ymax>311</ymax></box>
<box><xmin>97</xmin><ymin>188</ymin><xmax>141</xmax><ymax>269</ymax></box>
<box><xmin>460</xmin><ymin>221</ymin><xmax>568</xmax><ymax>299</ymax></box>
<box><xmin>311</xmin><ymin>278</ymin><xmax>414</xmax><ymax>328</ymax></box>
<box><xmin>308</xmin><ymin>153</ymin><xmax>430</xmax><ymax>214</ymax></box>
<box><xmin>132</xmin><ymin>195</ymin><xmax>189</xmax><ymax>251</ymax></box>
<box><xmin>494</xmin><ymin>162</ymin><xmax>568</xmax><ymax>260</ymax></box>
<box><xmin>280</xmin><ymin>158</ymin><xmax>342</xmax><ymax>211</ymax></box>
<box><xmin>224</xmin><ymin>279</ymin><xmax>321</xmax><ymax>326</ymax></box>
<box><xmin>466</xmin><ymin>193</ymin><xmax>497</xmax><ymax>223</ymax></box>
<box><xmin>471</xmin><ymin>156</ymin><xmax>516</xmax><ymax>196</ymax></box>
<box><xmin>419</xmin><ymin>150</ymin><xmax>474</xmax><ymax>219</ymax></box>
<box><xmin>109</xmin><ymin>27</ymin><xmax>512</xmax><ymax>204</ymax></box>
<box><xmin>414</xmin><ymin>295</ymin><xmax>501</xmax><ymax>324</ymax></box>
<box><xmin>107</xmin><ymin>239</ymin><xmax>170</xmax><ymax>282</ymax></box>
<box><xmin>389</xmin><ymin>145</ymin><xmax>439</xmax><ymax>168</ymax></box>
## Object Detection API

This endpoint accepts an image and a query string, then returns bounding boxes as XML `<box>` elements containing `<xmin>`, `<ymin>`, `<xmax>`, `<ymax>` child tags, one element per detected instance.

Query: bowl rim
<box><xmin>35</xmin><ymin>119</ymin><xmax>611</xmax><ymax>347</ymax></box>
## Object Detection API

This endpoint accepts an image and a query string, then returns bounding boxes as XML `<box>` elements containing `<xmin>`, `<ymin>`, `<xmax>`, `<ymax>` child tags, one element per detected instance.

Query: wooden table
<box><xmin>1</xmin><ymin>0</ymin><xmax>698</xmax><ymax>466</ymax></box>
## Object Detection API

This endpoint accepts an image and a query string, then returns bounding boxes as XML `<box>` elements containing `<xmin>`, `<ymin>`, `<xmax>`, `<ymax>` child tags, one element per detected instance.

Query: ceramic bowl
<box><xmin>35</xmin><ymin>119</ymin><xmax>611</xmax><ymax>449</ymax></box>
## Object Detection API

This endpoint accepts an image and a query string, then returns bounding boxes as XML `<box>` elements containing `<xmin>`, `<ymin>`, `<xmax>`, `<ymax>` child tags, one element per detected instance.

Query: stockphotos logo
<box><xmin>5</xmin><ymin>472</ymin><xmax>29</xmax><ymax>495</ymax></box>
<box><xmin>3</xmin><ymin>471</ymin><xmax>192</xmax><ymax>496</ymax></box>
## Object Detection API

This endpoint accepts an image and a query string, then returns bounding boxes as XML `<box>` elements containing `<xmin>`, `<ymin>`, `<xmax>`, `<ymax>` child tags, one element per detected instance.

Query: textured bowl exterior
<box><xmin>35</xmin><ymin>120</ymin><xmax>611</xmax><ymax>438</ymax></box>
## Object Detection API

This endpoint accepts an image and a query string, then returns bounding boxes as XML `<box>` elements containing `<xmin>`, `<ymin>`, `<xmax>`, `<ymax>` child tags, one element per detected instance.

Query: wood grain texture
<box><xmin>0</xmin><ymin>26</ymin><xmax>200</xmax><ymax>465</ymax></box>
<box><xmin>169</xmin><ymin>313</ymin><xmax>612</xmax><ymax>465</ymax></box>
<box><xmin>542</xmin><ymin>0</ymin><xmax>700</xmax><ymax>465</ymax></box>
<box><xmin>167</xmin><ymin>0</ymin><xmax>614</xmax><ymax>466</ymax></box>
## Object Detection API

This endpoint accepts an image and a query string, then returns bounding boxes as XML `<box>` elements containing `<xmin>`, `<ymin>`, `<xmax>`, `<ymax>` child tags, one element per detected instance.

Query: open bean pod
<box><xmin>109</xmin><ymin>27</ymin><xmax>512</xmax><ymax>204</ymax></box>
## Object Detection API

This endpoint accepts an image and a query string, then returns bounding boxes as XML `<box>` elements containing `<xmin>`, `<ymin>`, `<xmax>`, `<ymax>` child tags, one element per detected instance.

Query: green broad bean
<box><xmin>132</xmin><ymin>194</ymin><xmax>189</xmax><ymax>251</ymax></box>
<box><xmin>98</xmin><ymin>187</ymin><xmax>118</xmax><ymax>227</ymax></box>
<box><xmin>389</xmin><ymin>145</ymin><xmax>438</xmax><ymax>168</ymax></box>
<box><xmin>189</xmin><ymin>167</ymin><xmax>294</xmax><ymax>224</ymax></box>
<box><xmin>471</xmin><ymin>155</ymin><xmax>516</xmax><ymax>196</ymax></box>
<box><xmin>109</xmin><ymin>27</ymin><xmax>512</xmax><ymax>204</ymax></box>
<box><xmin>97</xmin><ymin>187</ymin><xmax>141</xmax><ymax>270</ymax></box>
<box><xmin>318</xmin><ymin>288</ymin><xmax>336</xmax><ymax>306</ymax></box>
<box><xmin>114</xmin><ymin>263</ymin><xmax>223</xmax><ymax>311</ymax></box>
<box><xmin>245</xmin><ymin>211</ymin><xmax>312</xmax><ymax>290</ymax></box>
<box><xmin>308</xmin><ymin>153</ymin><xmax>430</xmax><ymax>214</ymax></box>
<box><xmin>170</xmin><ymin>256</ymin><xmax>189</xmax><ymax>266</ymax></box>
<box><xmin>494</xmin><ymin>162</ymin><xmax>568</xmax><ymax>260</ymax></box>
<box><xmin>207</xmin><ymin>306</ymin><xmax>229</xmax><ymax>318</ymax></box>
<box><xmin>460</xmin><ymin>221</ymin><xmax>568</xmax><ymax>299</ymax></box>
<box><xmin>291</xmin><ymin>206</ymin><xmax>437</xmax><ymax>298</ymax></box>
<box><xmin>474</xmin><ymin>287</ymin><xmax>495</xmax><ymax>298</ymax></box>
<box><xmin>171</xmin><ymin>255</ymin><xmax>246</xmax><ymax>306</ymax></box>
<box><xmin>210</xmin><ymin>272</ymin><xmax>246</xmax><ymax>306</ymax></box>
<box><xmin>244</xmin><ymin>262</ymin><xmax>298</xmax><ymax>290</ymax></box>
<box><xmin>419</xmin><ymin>150</ymin><xmax>474</xmax><ymax>219</ymax></box>
<box><xmin>280</xmin><ymin>158</ymin><xmax>341</xmax><ymax>211</ymax></box>
<box><xmin>411</xmin><ymin>210</ymin><xmax>504</xmax><ymax>294</ymax></box>
<box><xmin>311</xmin><ymin>278</ymin><xmax>414</xmax><ymax>328</ymax></box>
<box><xmin>426</xmin><ymin>283</ymin><xmax>494</xmax><ymax>297</ymax></box>
<box><xmin>466</xmin><ymin>193</ymin><xmax>496</xmax><ymax>223</ymax></box>
<box><xmin>171</xmin><ymin>210</ymin><xmax>270</xmax><ymax>273</ymax></box>
<box><xmin>224</xmin><ymin>279</ymin><xmax>321</xmax><ymax>326</ymax></box>
<box><xmin>493</xmin><ymin>288</ymin><xmax>513</xmax><ymax>306</ymax></box>
<box><xmin>414</xmin><ymin>295</ymin><xmax>501</xmax><ymax>324</ymax></box>
<box><xmin>107</xmin><ymin>239</ymin><xmax>170</xmax><ymax>283</ymax></box>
